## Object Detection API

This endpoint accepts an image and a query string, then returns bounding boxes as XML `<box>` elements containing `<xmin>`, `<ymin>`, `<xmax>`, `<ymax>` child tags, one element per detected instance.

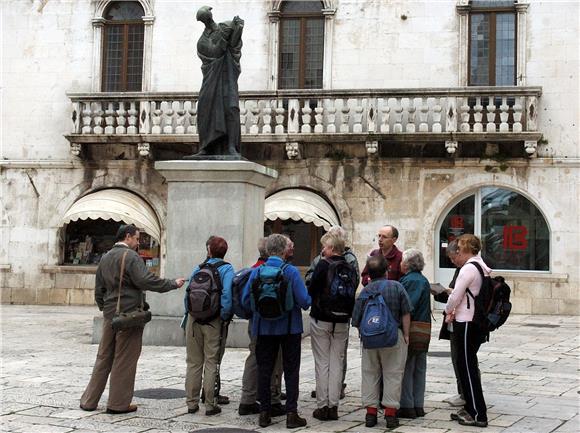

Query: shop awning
<box><xmin>264</xmin><ymin>189</ymin><xmax>340</xmax><ymax>231</ymax></box>
<box><xmin>62</xmin><ymin>189</ymin><xmax>161</xmax><ymax>241</ymax></box>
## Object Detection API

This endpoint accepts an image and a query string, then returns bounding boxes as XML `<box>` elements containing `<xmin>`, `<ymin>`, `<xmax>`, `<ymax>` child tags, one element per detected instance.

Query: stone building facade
<box><xmin>1</xmin><ymin>0</ymin><xmax>578</xmax><ymax>315</ymax></box>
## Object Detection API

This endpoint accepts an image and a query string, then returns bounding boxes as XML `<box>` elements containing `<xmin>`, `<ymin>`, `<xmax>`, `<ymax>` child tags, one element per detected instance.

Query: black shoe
<box><xmin>397</xmin><ymin>407</ymin><xmax>417</xmax><ymax>419</ymax></box>
<box><xmin>106</xmin><ymin>405</ymin><xmax>138</xmax><ymax>414</ymax></box>
<box><xmin>385</xmin><ymin>415</ymin><xmax>399</xmax><ymax>429</ymax></box>
<box><xmin>328</xmin><ymin>406</ymin><xmax>338</xmax><ymax>420</ymax></box>
<box><xmin>79</xmin><ymin>404</ymin><xmax>96</xmax><ymax>412</ymax></box>
<box><xmin>259</xmin><ymin>411</ymin><xmax>272</xmax><ymax>428</ymax></box>
<box><xmin>312</xmin><ymin>406</ymin><xmax>329</xmax><ymax>421</ymax></box>
<box><xmin>280</xmin><ymin>392</ymin><xmax>287</xmax><ymax>400</ymax></box>
<box><xmin>188</xmin><ymin>404</ymin><xmax>199</xmax><ymax>414</ymax></box>
<box><xmin>238</xmin><ymin>403</ymin><xmax>260</xmax><ymax>415</ymax></box>
<box><xmin>311</xmin><ymin>390</ymin><xmax>316</xmax><ymax>398</ymax></box>
<box><xmin>365</xmin><ymin>413</ymin><xmax>377</xmax><ymax>427</ymax></box>
<box><xmin>286</xmin><ymin>412</ymin><xmax>307</xmax><ymax>429</ymax></box>
<box><xmin>205</xmin><ymin>406</ymin><xmax>221</xmax><ymax>416</ymax></box>
<box><xmin>270</xmin><ymin>403</ymin><xmax>286</xmax><ymax>417</ymax></box>
<box><xmin>415</xmin><ymin>407</ymin><xmax>425</xmax><ymax>417</ymax></box>
<box><xmin>216</xmin><ymin>395</ymin><xmax>230</xmax><ymax>405</ymax></box>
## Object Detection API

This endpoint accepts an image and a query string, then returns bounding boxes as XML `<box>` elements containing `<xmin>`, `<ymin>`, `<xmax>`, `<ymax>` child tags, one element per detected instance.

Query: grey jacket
<box><xmin>95</xmin><ymin>244</ymin><xmax>177</xmax><ymax>320</ymax></box>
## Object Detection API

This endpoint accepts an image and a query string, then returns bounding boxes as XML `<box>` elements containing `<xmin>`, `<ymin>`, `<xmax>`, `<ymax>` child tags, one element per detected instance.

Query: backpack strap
<box><xmin>465</xmin><ymin>261</ymin><xmax>485</xmax><ymax>309</ymax></box>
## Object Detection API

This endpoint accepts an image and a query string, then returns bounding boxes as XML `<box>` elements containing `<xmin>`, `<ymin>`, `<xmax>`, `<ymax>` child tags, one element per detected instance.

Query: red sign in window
<box><xmin>503</xmin><ymin>225</ymin><xmax>528</xmax><ymax>250</ymax></box>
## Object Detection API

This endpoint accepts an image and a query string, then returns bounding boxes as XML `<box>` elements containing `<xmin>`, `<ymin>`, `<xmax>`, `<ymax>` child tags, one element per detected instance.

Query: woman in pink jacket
<box><xmin>445</xmin><ymin>234</ymin><xmax>491</xmax><ymax>428</ymax></box>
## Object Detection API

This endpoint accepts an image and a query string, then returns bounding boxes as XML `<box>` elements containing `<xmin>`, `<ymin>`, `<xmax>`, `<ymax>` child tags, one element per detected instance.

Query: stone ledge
<box><xmin>0</xmin><ymin>264</ymin><xmax>11</xmax><ymax>273</ymax></box>
<box><xmin>41</xmin><ymin>265</ymin><xmax>98</xmax><ymax>274</ymax></box>
<box><xmin>492</xmin><ymin>271</ymin><xmax>568</xmax><ymax>282</ymax></box>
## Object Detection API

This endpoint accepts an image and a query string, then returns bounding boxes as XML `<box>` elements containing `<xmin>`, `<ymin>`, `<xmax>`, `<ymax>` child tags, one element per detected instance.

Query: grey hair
<box><xmin>328</xmin><ymin>226</ymin><xmax>347</xmax><ymax>240</ymax></box>
<box><xmin>266</xmin><ymin>234</ymin><xmax>288</xmax><ymax>257</ymax></box>
<box><xmin>402</xmin><ymin>248</ymin><xmax>425</xmax><ymax>272</ymax></box>
<box><xmin>447</xmin><ymin>239</ymin><xmax>459</xmax><ymax>257</ymax></box>
<box><xmin>320</xmin><ymin>232</ymin><xmax>345</xmax><ymax>254</ymax></box>
<box><xmin>257</xmin><ymin>237</ymin><xmax>267</xmax><ymax>258</ymax></box>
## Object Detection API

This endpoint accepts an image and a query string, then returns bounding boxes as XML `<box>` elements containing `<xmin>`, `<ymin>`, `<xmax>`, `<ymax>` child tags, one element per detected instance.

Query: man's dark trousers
<box><xmin>256</xmin><ymin>333</ymin><xmax>301</xmax><ymax>413</ymax></box>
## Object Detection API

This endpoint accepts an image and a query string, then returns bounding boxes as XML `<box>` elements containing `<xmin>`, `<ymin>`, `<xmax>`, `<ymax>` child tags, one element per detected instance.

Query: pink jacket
<box><xmin>445</xmin><ymin>256</ymin><xmax>492</xmax><ymax>322</ymax></box>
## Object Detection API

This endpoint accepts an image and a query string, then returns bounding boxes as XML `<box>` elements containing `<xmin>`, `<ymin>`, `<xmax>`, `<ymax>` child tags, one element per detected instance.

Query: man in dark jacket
<box><xmin>80</xmin><ymin>224</ymin><xmax>185</xmax><ymax>414</ymax></box>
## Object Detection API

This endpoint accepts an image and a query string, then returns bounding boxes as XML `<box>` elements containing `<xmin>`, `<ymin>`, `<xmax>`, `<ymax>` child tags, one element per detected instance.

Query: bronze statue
<box><xmin>186</xmin><ymin>6</ymin><xmax>244</xmax><ymax>160</ymax></box>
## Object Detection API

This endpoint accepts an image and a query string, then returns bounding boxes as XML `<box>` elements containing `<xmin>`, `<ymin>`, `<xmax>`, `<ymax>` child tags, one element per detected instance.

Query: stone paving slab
<box><xmin>1</xmin><ymin>305</ymin><xmax>579</xmax><ymax>433</ymax></box>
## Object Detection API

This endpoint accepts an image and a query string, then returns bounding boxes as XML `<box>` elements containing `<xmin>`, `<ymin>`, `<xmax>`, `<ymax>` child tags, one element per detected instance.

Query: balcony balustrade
<box><xmin>66</xmin><ymin>86</ymin><xmax>542</xmax><ymax>158</ymax></box>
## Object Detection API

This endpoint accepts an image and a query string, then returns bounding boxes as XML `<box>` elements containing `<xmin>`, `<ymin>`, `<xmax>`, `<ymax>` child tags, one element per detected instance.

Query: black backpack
<box><xmin>466</xmin><ymin>262</ymin><xmax>512</xmax><ymax>334</ymax></box>
<box><xmin>316</xmin><ymin>258</ymin><xmax>357</xmax><ymax>321</ymax></box>
<box><xmin>186</xmin><ymin>260</ymin><xmax>226</xmax><ymax>324</ymax></box>
<box><xmin>232</xmin><ymin>267</ymin><xmax>253</xmax><ymax>319</ymax></box>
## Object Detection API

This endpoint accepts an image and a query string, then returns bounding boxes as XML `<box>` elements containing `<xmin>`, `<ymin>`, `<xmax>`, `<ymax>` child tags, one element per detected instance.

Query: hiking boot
<box><xmin>205</xmin><ymin>406</ymin><xmax>221</xmax><ymax>416</ymax></box>
<box><xmin>188</xmin><ymin>404</ymin><xmax>199</xmax><ymax>414</ymax></box>
<box><xmin>397</xmin><ymin>407</ymin><xmax>417</xmax><ymax>419</ymax></box>
<box><xmin>365</xmin><ymin>413</ymin><xmax>377</xmax><ymax>427</ymax></box>
<box><xmin>385</xmin><ymin>415</ymin><xmax>399</xmax><ymax>429</ymax></box>
<box><xmin>259</xmin><ymin>411</ymin><xmax>272</xmax><ymax>428</ymax></box>
<box><xmin>238</xmin><ymin>403</ymin><xmax>260</xmax><ymax>416</ymax></box>
<box><xmin>415</xmin><ymin>407</ymin><xmax>425</xmax><ymax>417</ymax></box>
<box><xmin>444</xmin><ymin>394</ymin><xmax>466</xmax><ymax>407</ymax></box>
<box><xmin>270</xmin><ymin>403</ymin><xmax>286</xmax><ymax>417</ymax></box>
<box><xmin>216</xmin><ymin>395</ymin><xmax>230</xmax><ymax>405</ymax></box>
<box><xmin>328</xmin><ymin>406</ymin><xmax>338</xmax><ymax>420</ymax></box>
<box><xmin>286</xmin><ymin>412</ymin><xmax>307</xmax><ymax>428</ymax></box>
<box><xmin>312</xmin><ymin>406</ymin><xmax>329</xmax><ymax>421</ymax></box>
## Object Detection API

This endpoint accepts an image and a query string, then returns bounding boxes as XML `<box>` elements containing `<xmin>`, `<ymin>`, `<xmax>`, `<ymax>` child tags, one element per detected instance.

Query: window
<box><xmin>469</xmin><ymin>1</ymin><xmax>516</xmax><ymax>86</ymax></box>
<box><xmin>278</xmin><ymin>1</ymin><xmax>324</xmax><ymax>89</ymax></box>
<box><xmin>102</xmin><ymin>1</ymin><xmax>145</xmax><ymax>92</ymax></box>
<box><xmin>439</xmin><ymin>187</ymin><xmax>549</xmax><ymax>271</ymax></box>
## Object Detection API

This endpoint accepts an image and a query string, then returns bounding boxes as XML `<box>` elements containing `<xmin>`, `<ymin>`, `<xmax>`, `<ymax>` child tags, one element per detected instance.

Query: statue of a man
<box><xmin>187</xmin><ymin>6</ymin><xmax>244</xmax><ymax>159</ymax></box>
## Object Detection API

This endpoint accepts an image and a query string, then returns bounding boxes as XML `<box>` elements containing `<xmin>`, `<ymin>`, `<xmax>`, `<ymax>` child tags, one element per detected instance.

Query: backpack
<box><xmin>317</xmin><ymin>258</ymin><xmax>357</xmax><ymax>321</ymax></box>
<box><xmin>251</xmin><ymin>263</ymin><xmax>293</xmax><ymax>320</ymax></box>
<box><xmin>186</xmin><ymin>260</ymin><xmax>226</xmax><ymax>324</ymax></box>
<box><xmin>232</xmin><ymin>267</ymin><xmax>253</xmax><ymax>319</ymax></box>
<box><xmin>359</xmin><ymin>287</ymin><xmax>399</xmax><ymax>349</ymax></box>
<box><xmin>466</xmin><ymin>262</ymin><xmax>512</xmax><ymax>333</ymax></box>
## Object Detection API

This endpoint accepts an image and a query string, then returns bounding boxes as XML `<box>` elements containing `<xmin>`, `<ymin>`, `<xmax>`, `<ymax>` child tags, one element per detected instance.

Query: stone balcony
<box><xmin>66</xmin><ymin>86</ymin><xmax>542</xmax><ymax>159</ymax></box>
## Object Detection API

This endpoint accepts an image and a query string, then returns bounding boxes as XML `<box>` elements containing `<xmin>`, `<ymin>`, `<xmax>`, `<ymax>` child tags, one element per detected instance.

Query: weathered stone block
<box><xmin>69</xmin><ymin>289</ymin><xmax>94</xmax><ymax>306</ymax></box>
<box><xmin>36</xmin><ymin>288</ymin><xmax>52</xmax><ymax>305</ymax></box>
<box><xmin>0</xmin><ymin>287</ymin><xmax>12</xmax><ymax>304</ymax></box>
<box><xmin>515</xmin><ymin>281</ymin><xmax>550</xmax><ymax>299</ymax></box>
<box><xmin>10</xmin><ymin>287</ymin><xmax>37</xmax><ymax>304</ymax></box>
<box><xmin>49</xmin><ymin>288</ymin><xmax>69</xmax><ymax>305</ymax></box>
<box><xmin>532</xmin><ymin>298</ymin><xmax>559</xmax><ymax>315</ymax></box>
<box><xmin>558</xmin><ymin>299</ymin><xmax>580</xmax><ymax>315</ymax></box>
<box><xmin>511</xmin><ymin>297</ymin><xmax>532</xmax><ymax>314</ymax></box>
<box><xmin>4</xmin><ymin>273</ymin><xmax>24</xmax><ymax>289</ymax></box>
<box><xmin>551</xmin><ymin>283</ymin><xmax>571</xmax><ymax>300</ymax></box>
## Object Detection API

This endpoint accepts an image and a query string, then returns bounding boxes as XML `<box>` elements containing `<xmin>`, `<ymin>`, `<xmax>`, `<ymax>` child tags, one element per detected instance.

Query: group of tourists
<box><xmin>80</xmin><ymin>223</ymin><xmax>493</xmax><ymax>430</ymax></box>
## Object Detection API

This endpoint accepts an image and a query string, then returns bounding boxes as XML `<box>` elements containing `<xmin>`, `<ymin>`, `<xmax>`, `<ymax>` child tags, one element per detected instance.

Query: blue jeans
<box><xmin>400</xmin><ymin>351</ymin><xmax>427</xmax><ymax>408</ymax></box>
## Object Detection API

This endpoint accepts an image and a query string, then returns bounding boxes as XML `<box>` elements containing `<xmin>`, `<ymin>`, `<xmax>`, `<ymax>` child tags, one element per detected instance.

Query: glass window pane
<box><xmin>470</xmin><ymin>14</ymin><xmax>490</xmax><ymax>85</ymax></box>
<box><xmin>126</xmin><ymin>24</ymin><xmax>144</xmax><ymax>91</ymax></box>
<box><xmin>481</xmin><ymin>188</ymin><xmax>549</xmax><ymax>270</ymax></box>
<box><xmin>439</xmin><ymin>196</ymin><xmax>476</xmax><ymax>268</ymax></box>
<box><xmin>304</xmin><ymin>18</ymin><xmax>324</xmax><ymax>89</ymax></box>
<box><xmin>105</xmin><ymin>1</ymin><xmax>145</xmax><ymax>21</ymax></box>
<box><xmin>495</xmin><ymin>13</ymin><xmax>516</xmax><ymax>85</ymax></box>
<box><xmin>279</xmin><ymin>19</ymin><xmax>300</xmax><ymax>89</ymax></box>
<box><xmin>281</xmin><ymin>0</ymin><xmax>323</xmax><ymax>14</ymax></box>
<box><xmin>103</xmin><ymin>25</ymin><xmax>123</xmax><ymax>92</ymax></box>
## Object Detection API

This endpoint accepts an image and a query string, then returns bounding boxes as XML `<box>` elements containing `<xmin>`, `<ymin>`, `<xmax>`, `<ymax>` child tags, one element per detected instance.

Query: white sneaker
<box><xmin>443</xmin><ymin>394</ymin><xmax>466</xmax><ymax>407</ymax></box>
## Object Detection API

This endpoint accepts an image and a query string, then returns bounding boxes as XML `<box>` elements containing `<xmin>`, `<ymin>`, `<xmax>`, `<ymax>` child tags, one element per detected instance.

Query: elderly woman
<box><xmin>445</xmin><ymin>234</ymin><xmax>491</xmax><ymax>428</ymax></box>
<box><xmin>398</xmin><ymin>249</ymin><xmax>432</xmax><ymax>419</ymax></box>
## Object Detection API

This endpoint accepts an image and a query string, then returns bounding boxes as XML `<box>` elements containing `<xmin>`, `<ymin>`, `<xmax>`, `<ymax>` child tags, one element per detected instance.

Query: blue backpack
<box><xmin>232</xmin><ymin>267</ymin><xmax>253</xmax><ymax>319</ymax></box>
<box><xmin>251</xmin><ymin>263</ymin><xmax>293</xmax><ymax>320</ymax></box>
<box><xmin>359</xmin><ymin>289</ymin><xmax>399</xmax><ymax>349</ymax></box>
<box><xmin>317</xmin><ymin>258</ymin><xmax>357</xmax><ymax>321</ymax></box>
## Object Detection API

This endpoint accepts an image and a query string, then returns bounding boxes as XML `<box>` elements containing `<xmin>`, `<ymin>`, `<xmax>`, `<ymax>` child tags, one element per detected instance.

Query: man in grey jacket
<box><xmin>80</xmin><ymin>224</ymin><xmax>185</xmax><ymax>414</ymax></box>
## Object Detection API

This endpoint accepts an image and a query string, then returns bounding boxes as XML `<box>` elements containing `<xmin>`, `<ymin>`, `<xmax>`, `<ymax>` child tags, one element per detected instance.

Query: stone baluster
<box><xmin>446</xmin><ymin>97</ymin><xmax>457</xmax><ymax>132</ymax></box>
<box><xmin>459</xmin><ymin>98</ymin><xmax>470</xmax><ymax>132</ymax></box>
<box><xmin>262</xmin><ymin>101</ymin><xmax>273</xmax><ymax>134</ymax></box>
<box><xmin>239</xmin><ymin>101</ymin><xmax>247</xmax><ymax>134</ymax></box>
<box><xmin>301</xmin><ymin>100</ymin><xmax>312</xmax><ymax>133</ymax></box>
<box><xmin>116</xmin><ymin>103</ymin><xmax>127</xmax><ymax>134</ymax></box>
<box><xmin>472</xmin><ymin>97</ymin><xmax>484</xmax><ymax>132</ymax></box>
<box><xmin>526</xmin><ymin>95</ymin><xmax>538</xmax><ymax>131</ymax></box>
<box><xmin>93</xmin><ymin>102</ymin><xmax>104</xmax><ymax>134</ymax></box>
<box><xmin>432</xmin><ymin>98</ymin><xmax>442</xmax><ymax>133</ymax></box>
<box><xmin>174</xmin><ymin>101</ymin><xmax>186</xmax><ymax>134</ymax></box>
<box><xmin>499</xmin><ymin>97</ymin><xmax>510</xmax><ymax>132</ymax></box>
<box><xmin>187</xmin><ymin>100</ymin><xmax>197</xmax><ymax>134</ymax></box>
<box><xmin>71</xmin><ymin>101</ymin><xmax>81</xmax><ymax>133</ymax></box>
<box><xmin>162</xmin><ymin>102</ymin><xmax>174</xmax><ymax>134</ymax></box>
<box><xmin>326</xmin><ymin>99</ymin><xmax>337</xmax><ymax>133</ymax></box>
<box><xmin>127</xmin><ymin>102</ymin><xmax>138</xmax><ymax>134</ymax></box>
<box><xmin>340</xmin><ymin>99</ymin><xmax>351</xmax><ymax>133</ymax></box>
<box><xmin>151</xmin><ymin>102</ymin><xmax>162</xmax><ymax>134</ymax></box>
<box><xmin>104</xmin><ymin>102</ymin><xmax>116</xmax><ymax>134</ymax></box>
<box><xmin>367</xmin><ymin>100</ymin><xmax>377</xmax><ymax>133</ymax></box>
<box><xmin>314</xmin><ymin>100</ymin><xmax>324</xmax><ymax>133</ymax></box>
<box><xmin>512</xmin><ymin>97</ymin><xmax>523</xmax><ymax>133</ymax></box>
<box><xmin>139</xmin><ymin>100</ymin><xmax>151</xmax><ymax>134</ymax></box>
<box><xmin>353</xmin><ymin>99</ymin><xmax>364</xmax><ymax>133</ymax></box>
<box><xmin>274</xmin><ymin>101</ymin><xmax>285</xmax><ymax>134</ymax></box>
<box><xmin>418</xmin><ymin>98</ymin><xmax>429</xmax><ymax>132</ymax></box>
<box><xmin>81</xmin><ymin>102</ymin><xmax>93</xmax><ymax>134</ymax></box>
<box><xmin>249</xmin><ymin>101</ymin><xmax>260</xmax><ymax>134</ymax></box>
<box><xmin>393</xmin><ymin>99</ymin><xmax>403</xmax><ymax>133</ymax></box>
<box><xmin>287</xmin><ymin>99</ymin><xmax>300</xmax><ymax>133</ymax></box>
<box><xmin>380</xmin><ymin>98</ymin><xmax>391</xmax><ymax>133</ymax></box>
<box><xmin>406</xmin><ymin>99</ymin><xmax>416</xmax><ymax>133</ymax></box>
<box><xmin>486</xmin><ymin>98</ymin><xmax>496</xmax><ymax>132</ymax></box>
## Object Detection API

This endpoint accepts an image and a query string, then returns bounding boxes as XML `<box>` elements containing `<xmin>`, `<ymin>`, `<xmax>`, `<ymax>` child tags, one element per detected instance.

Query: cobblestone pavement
<box><xmin>1</xmin><ymin>305</ymin><xmax>579</xmax><ymax>433</ymax></box>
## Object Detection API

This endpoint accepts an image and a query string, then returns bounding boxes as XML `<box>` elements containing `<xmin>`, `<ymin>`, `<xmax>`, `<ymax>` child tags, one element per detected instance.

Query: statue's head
<box><xmin>196</xmin><ymin>6</ymin><xmax>213</xmax><ymax>25</ymax></box>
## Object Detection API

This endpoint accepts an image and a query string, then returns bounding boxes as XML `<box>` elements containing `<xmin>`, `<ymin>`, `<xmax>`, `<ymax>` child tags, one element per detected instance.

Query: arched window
<box><xmin>278</xmin><ymin>1</ymin><xmax>325</xmax><ymax>89</ymax></box>
<box><xmin>102</xmin><ymin>1</ymin><xmax>145</xmax><ymax>91</ymax></box>
<box><xmin>438</xmin><ymin>187</ymin><xmax>549</xmax><ymax>271</ymax></box>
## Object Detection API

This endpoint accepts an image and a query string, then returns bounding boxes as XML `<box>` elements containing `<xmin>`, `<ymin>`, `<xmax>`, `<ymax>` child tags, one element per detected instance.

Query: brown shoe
<box><xmin>79</xmin><ymin>404</ymin><xmax>96</xmax><ymax>412</ymax></box>
<box><xmin>328</xmin><ymin>406</ymin><xmax>338</xmax><ymax>420</ymax></box>
<box><xmin>286</xmin><ymin>412</ymin><xmax>307</xmax><ymax>428</ymax></box>
<box><xmin>259</xmin><ymin>410</ymin><xmax>272</xmax><ymax>427</ymax></box>
<box><xmin>205</xmin><ymin>406</ymin><xmax>222</xmax><ymax>416</ymax></box>
<box><xmin>312</xmin><ymin>406</ymin><xmax>329</xmax><ymax>420</ymax></box>
<box><xmin>106</xmin><ymin>404</ymin><xmax>137</xmax><ymax>414</ymax></box>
